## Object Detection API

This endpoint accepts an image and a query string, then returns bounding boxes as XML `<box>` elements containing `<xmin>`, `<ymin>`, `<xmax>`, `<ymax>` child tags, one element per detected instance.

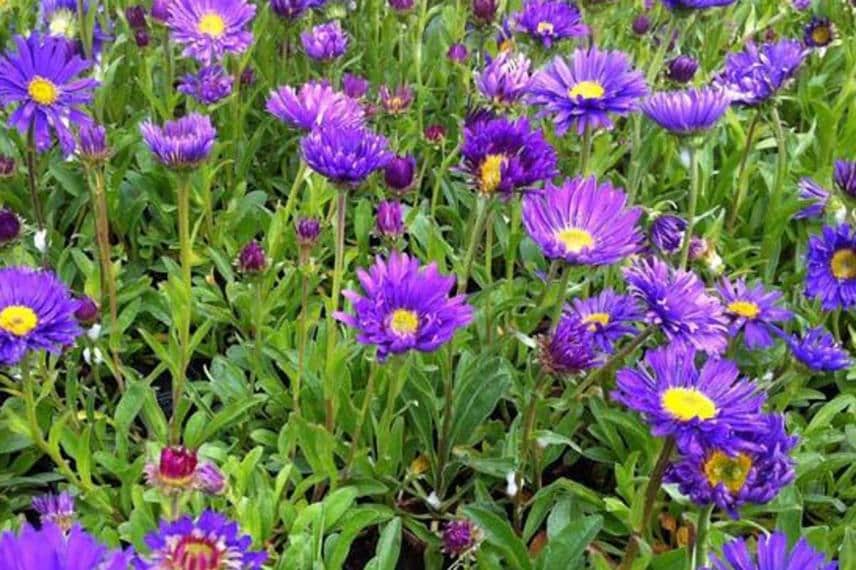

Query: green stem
<box><xmin>344</xmin><ymin>362</ymin><xmax>377</xmax><ymax>477</ymax></box>
<box><xmin>548</xmin><ymin>264</ymin><xmax>572</xmax><ymax>329</ymax></box>
<box><xmin>761</xmin><ymin>106</ymin><xmax>788</xmax><ymax>280</ymax></box>
<box><xmin>457</xmin><ymin>196</ymin><xmax>490</xmax><ymax>294</ymax></box>
<box><xmin>505</xmin><ymin>200</ymin><xmax>522</xmax><ymax>296</ymax></box>
<box><xmin>295</xmin><ymin>267</ymin><xmax>309</xmax><ymax>416</ymax></box>
<box><xmin>691</xmin><ymin>504</ymin><xmax>715</xmax><ymax>570</ymax></box>
<box><xmin>578</xmin><ymin>327</ymin><xmax>655</xmax><ymax>394</ymax></box>
<box><xmin>436</xmin><ymin>347</ymin><xmax>455</xmax><ymax>496</ymax></box>
<box><xmin>283</xmin><ymin>161</ymin><xmax>308</xmax><ymax>225</ymax></box>
<box><xmin>484</xmin><ymin>210</ymin><xmax>495</xmax><ymax>342</ymax></box>
<box><xmin>520</xmin><ymin>372</ymin><xmax>551</xmax><ymax>485</ymax></box>
<box><xmin>580</xmin><ymin>126</ymin><xmax>593</xmax><ymax>175</ymax></box>
<box><xmin>324</xmin><ymin>189</ymin><xmax>348</xmax><ymax>433</ymax></box>
<box><xmin>679</xmin><ymin>144</ymin><xmax>700</xmax><ymax>270</ymax></box>
<box><xmin>170</xmin><ymin>174</ymin><xmax>193</xmax><ymax>444</ymax></box>
<box><xmin>76</xmin><ymin>0</ymin><xmax>92</xmax><ymax>61</ymax></box>
<box><xmin>26</xmin><ymin>129</ymin><xmax>45</xmax><ymax>232</ymax></box>
<box><xmin>727</xmin><ymin>110</ymin><xmax>761</xmax><ymax>230</ymax></box>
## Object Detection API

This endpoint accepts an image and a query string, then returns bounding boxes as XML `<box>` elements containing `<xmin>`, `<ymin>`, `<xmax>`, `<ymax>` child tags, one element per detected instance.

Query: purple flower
<box><xmin>805</xmin><ymin>223</ymin><xmax>856</xmax><ymax>310</ymax></box>
<box><xmin>125</xmin><ymin>5</ymin><xmax>148</xmax><ymax>28</ymax></box>
<box><xmin>667</xmin><ymin>413</ymin><xmax>796</xmax><ymax>518</ymax></box>
<box><xmin>0</xmin><ymin>209</ymin><xmax>21</xmax><ymax>244</ymax></box>
<box><xmin>135</xmin><ymin>28</ymin><xmax>152</xmax><ymax>47</ymax></box>
<box><xmin>623</xmin><ymin>257</ymin><xmax>729</xmax><ymax>354</ymax></box>
<box><xmin>0</xmin><ymin>155</ymin><xmax>15</xmax><ymax>178</ymax></box>
<box><xmin>389</xmin><ymin>0</ymin><xmax>414</xmax><ymax>11</ymax></box>
<box><xmin>666</xmin><ymin>55</ymin><xmax>699</xmax><ymax>83</ymax></box>
<box><xmin>296</xmin><ymin>217</ymin><xmax>321</xmax><ymax>248</ymax></box>
<box><xmin>631</xmin><ymin>14</ymin><xmax>651</xmax><ymax>35</ymax></box>
<box><xmin>708</xmin><ymin>532</ymin><xmax>837</xmax><ymax>570</ymax></box>
<box><xmin>140</xmin><ymin>113</ymin><xmax>217</xmax><ymax>170</ymax></box>
<box><xmin>804</xmin><ymin>17</ymin><xmax>834</xmax><ymax>48</ymax></box>
<box><xmin>476</xmin><ymin>51</ymin><xmax>532</xmax><ymax>105</ymax></box>
<box><xmin>167</xmin><ymin>0</ymin><xmax>256</xmax><ymax>64</ymax></box>
<box><xmin>300</xmin><ymin>125</ymin><xmax>392</xmax><ymax>187</ymax></box>
<box><xmin>379</xmin><ymin>84</ymin><xmax>414</xmax><ymax>114</ymax></box>
<box><xmin>32</xmin><ymin>491</ymin><xmax>76</xmax><ymax>531</ymax></box>
<box><xmin>459</xmin><ymin>116</ymin><xmax>557</xmax><ymax>196</ymax></box>
<box><xmin>178</xmin><ymin>65</ymin><xmax>233</xmax><ymax>105</ymax></box>
<box><xmin>792</xmin><ymin>0</ymin><xmax>811</xmax><ymax>9</ymax></box>
<box><xmin>787</xmin><ymin>326</ymin><xmax>851</xmax><ymax>372</ymax></box>
<box><xmin>384</xmin><ymin>154</ymin><xmax>417</xmax><ymax>192</ymax></box>
<box><xmin>144</xmin><ymin>446</ymin><xmax>227</xmax><ymax>495</ymax></box>
<box><xmin>77</xmin><ymin>123</ymin><xmax>110</xmax><ymax>162</ymax></box>
<box><xmin>238</xmin><ymin>240</ymin><xmax>267</xmax><ymax>273</ymax></box>
<box><xmin>375</xmin><ymin>200</ymin><xmax>405</xmax><ymax>240</ymax></box>
<box><xmin>472</xmin><ymin>0</ymin><xmax>497</xmax><ymax>24</ymax></box>
<box><xmin>522</xmin><ymin>176</ymin><xmax>643</xmax><ymax>265</ymax></box>
<box><xmin>266</xmin><ymin>80</ymin><xmax>365</xmax><ymax>131</ymax></box>
<box><xmin>527</xmin><ymin>47</ymin><xmax>648</xmax><ymax>135</ymax></box>
<box><xmin>133</xmin><ymin>510</ymin><xmax>265</xmax><ymax>569</ymax></box>
<box><xmin>39</xmin><ymin>0</ymin><xmax>111</xmax><ymax>57</ymax></box>
<box><xmin>613</xmin><ymin>343</ymin><xmax>766</xmax><ymax>454</ymax></box>
<box><xmin>424</xmin><ymin>124</ymin><xmax>446</xmax><ymax>144</ymax></box>
<box><xmin>716</xmin><ymin>40</ymin><xmax>806</xmax><ymax>106</ymax></box>
<box><xmin>73</xmin><ymin>296</ymin><xmax>100</xmax><ymax>325</ymax></box>
<box><xmin>650</xmin><ymin>214</ymin><xmax>687</xmax><ymax>255</ymax></box>
<box><xmin>539</xmin><ymin>313</ymin><xmax>599</xmax><ymax>375</ymax></box>
<box><xmin>640</xmin><ymin>87</ymin><xmax>730</xmax><ymax>135</ymax></box>
<box><xmin>0</xmin><ymin>524</ymin><xmax>132</xmax><ymax>570</ymax></box>
<box><xmin>342</xmin><ymin>73</ymin><xmax>369</xmax><ymax>99</ymax></box>
<box><xmin>335</xmin><ymin>252</ymin><xmax>473</xmax><ymax>361</ymax></box>
<box><xmin>0</xmin><ymin>267</ymin><xmax>81</xmax><ymax>366</ymax></box>
<box><xmin>662</xmin><ymin>0</ymin><xmax>735</xmax><ymax>8</ymax></box>
<box><xmin>568</xmin><ymin>289</ymin><xmax>642</xmax><ymax>353</ymax></box>
<box><xmin>717</xmin><ymin>277</ymin><xmax>792</xmax><ymax>350</ymax></box>
<box><xmin>152</xmin><ymin>0</ymin><xmax>171</xmax><ymax>21</ymax></box>
<box><xmin>301</xmin><ymin>20</ymin><xmax>348</xmax><ymax>61</ymax></box>
<box><xmin>833</xmin><ymin>159</ymin><xmax>856</xmax><ymax>197</ymax></box>
<box><xmin>270</xmin><ymin>0</ymin><xmax>326</xmax><ymax>20</ymax></box>
<box><xmin>442</xmin><ymin>519</ymin><xmax>483</xmax><ymax>558</ymax></box>
<box><xmin>513</xmin><ymin>0</ymin><xmax>588</xmax><ymax>48</ymax></box>
<box><xmin>447</xmin><ymin>42</ymin><xmax>469</xmax><ymax>63</ymax></box>
<box><xmin>0</xmin><ymin>33</ymin><xmax>98</xmax><ymax>155</ymax></box>
<box><xmin>794</xmin><ymin>178</ymin><xmax>830</xmax><ymax>220</ymax></box>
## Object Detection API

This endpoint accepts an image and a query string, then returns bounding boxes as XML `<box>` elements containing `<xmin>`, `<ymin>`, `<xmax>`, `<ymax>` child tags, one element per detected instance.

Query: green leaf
<box><xmin>535</xmin><ymin>515</ymin><xmax>602</xmax><ymax>570</ymax></box>
<box><xmin>450</xmin><ymin>354</ymin><xmax>512</xmax><ymax>447</ymax></box>
<box><xmin>366</xmin><ymin>517</ymin><xmax>402</xmax><ymax>570</ymax></box>
<box><xmin>463</xmin><ymin>505</ymin><xmax>532</xmax><ymax>570</ymax></box>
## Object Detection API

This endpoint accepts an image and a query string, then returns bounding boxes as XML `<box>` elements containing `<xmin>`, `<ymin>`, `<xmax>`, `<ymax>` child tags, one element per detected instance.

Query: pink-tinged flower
<box><xmin>476</xmin><ymin>51</ymin><xmax>532</xmax><ymax>105</ymax></box>
<box><xmin>32</xmin><ymin>491</ymin><xmax>76</xmax><ymax>531</ymax></box>
<box><xmin>379</xmin><ymin>84</ymin><xmax>413</xmax><ymax>114</ymax></box>
<box><xmin>266</xmin><ymin>80</ymin><xmax>365</xmax><ymax>131</ymax></box>
<box><xmin>145</xmin><ymin>446</ymin><xmax>227</xmax><ymax>495</ymax></box>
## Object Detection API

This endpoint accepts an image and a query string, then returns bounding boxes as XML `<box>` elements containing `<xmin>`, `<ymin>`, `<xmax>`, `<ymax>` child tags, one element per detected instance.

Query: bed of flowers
<box><xmin>0</xmin><ymin>0</ymin><xmax>853</xmax><ymax>568</ymax></box>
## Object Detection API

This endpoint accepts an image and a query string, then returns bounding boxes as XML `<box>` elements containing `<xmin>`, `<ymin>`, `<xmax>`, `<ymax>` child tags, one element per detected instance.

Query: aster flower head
<box><xmin>527</xmin><ymin>47</ymin><xmax>648</xmax><ymax>135</ymax></box>
<box><xmin>522</xmin><ymin>176</ymin><xmax>643</xmax><ymax>266</ymax></box>
<box><xmin>0</xmin><ymin>155</ymin><xmax>15</xmax><ymax>178</ymax></box>
<box><xmin>707</xmin><ymin>531</ymin><xmax>837</xmax><ymax>570</ymax></box>
<box><xmin>301</xmin><ymin>20</ymin><xmax>348</xmax><ymax>61</ymax></box>
<box><xmin>78</xmin><ymin>123</ymin><xmax>110</xmax><ymax>162</ymax></box>
<box><xmin>296</xmin><ymin>217</ymin><xmax>321</xmax><ymax>248</ymax></box>
<box><xmin>32</xmin><ymin>491</ymin><xmax>76</xmax><ymax>531</ymax></box>
<box><xmin>834</xmin><ymin>159</ymin><xmax>856</xmax><ymax>197</ymax></box>
<box><xmin>568</xmin><ymin>289</ymin><xmax>642</xmax><ymax>353</ymax></box>
<box><xmin>134</xmin><ymin>510</ymin><xmax>265</xmax><ymax>570</ymax></box>
<box><xmin>178</xmin><ymin>65</ymin><xmax>233</xmax><ymax>105</ymax></box>
<box><xmin>476</xmin><ymin>51</ymin><xmax>532</xmax><ymax>105</ymax></box>
<box><xmin>39</xmin><ymin>0</ymin><xmax>111</xmax><ymax>57</ymax></box>
<box><xmin>266</xmin><ymin>80</ymin><xmax>365</xmax><ymax>131</ymax></box>
<box><xmin>662</xmin><ymin>0</ymin><xmax>735</xmax><ymax>8</ymax></box>
<box><xmin>716</xmin><ymin>40</ymin><xmax>806</xmax><ymax>106</ymax></box>
<box><xmin>0</xmin><ymin>524</ymin><xmax>132</xmax><ymax>570</ymax></box>
<box><xmin>641</xmin><ymin>87</ymin><xmax>730</xmax><ymax>135</ymax></box>
<box><xmin>632</xmin><ymin>14</ymin><xmax>651</xmax><ymax>35</ymax></box>
<box><xmin>472</xmin><ymin>0</ymin><xmax>497</xmax><ymax>24</ymax></box>
<box><xmin>667</xmin><ymin>413</ymin><xmax>797</xmax><ymax>517</ymax></box>
<box><xmin>379</xmin><ymin>84</ymin><xmax>414</xmax><ymax>114</ymax></box>
<box><xmin>666</xmin><ymin>55</ymin><xmax>699</xmax><ymax>83</ymax></box>
<box><xmin>0</xmin><ymin>267</ymin><xmax>81</xmax><ymax>366</ymax></box>
<box><xmin>787</xmin><ymin>326</ymin><xmax>851</xmax><ymax>372</ymax></box>
<box><xmin>650</xmin><ymin>214</ymin><xmax>687</xmax><ymax>255</ymax></box>
<box><xmin>0</xmin><ymin>33</ymin><xmax>98</xmax><ymax>155</ymax></box>
<box><xmin>447</xmin><ymin>43</ymin><xmax>469</xmax><ymax>63</ymax></box>
<box><xmin>375</xmin><ymin>200</ymin><xmax>405</xmax><ymax>240</ymax></box>
<box><xmin>624</xmin><ymin>257</ymin><xmax>728</xmax><ymax>354</ymax></box>
<box><xmin>140</xmin><ymin>113</ymin><xmax>216</xmax><ymax>170</ymax></box>
<box><xmin>804</xmin><ymin>17</ymin><xmax>834</xmax><ymax>48</ymax></box>
<box><xmin>717</xmin><ymin>277</ymin><xmax>792</xmax><ymax>350</ymax></box>
<box><xmin>795</xmin><ymin>177</ymin><xmax>830</xmax><ymax>220</ymax></box>
<box><xmin>384</xmin><ymin>154</ymin><xmax>417</xmax><ymax>192</ymax></box>
<box><xmin>270</xmin><ymin>0</ymin><xmax>326</xmax><ymax>20</ymax></box>
<box><xmin>459</xmin><ymin>116</ymin><xmax>557</xmax><ymax>196</ymax></box>
<box><xmin>335</xmin><ymin>252</ymin><xmax>473</xmax><ymax>361</ymax></box>
<box><xmin>804</xmin><ymin>223</ymin><xmax>856</xmax><ymax>310</ymax></box>
<box><xmin>342</xmin><ymin>73</ymin><xmax>369</xmax><ymax>99</ymax></box>
<box><xmin>0</xmin><ymin>208</ymin><xmax>22</xmax><ymax>244</ymax></box>
<box><xmin>538</xmin><ymin>313</ymin><xmax>599</xmax><ymax>376</ymax></box>
<box><xmin>237</xmin><ymin>240</ymin><xmax>267</xmax><ymax>274</ymax></box>
<box><xmin>442</xmin><ymin>519</ymin><xmax>483</xmax><ymax>559</ymax></box>
<box><xmin>74</xmin><ymin>296</ymin><xmax>100</xmax><ymax>326</ymax></box>
<box><xmin>613</xmin><ymin>344</ymin><xmax>766</xmax><ymax>453</ymax></box>
<box><xmin>300</xmin><ymin>125</ymin><xmax>392</xmax><ymax>187</ymax></box>
<box><xmin>792</xmin><ymin>0</ymin><xmax>811</xmax><ymax>9</ymax></box>
<box><xmin>167</xmin><ymin>0</ymin><xmax>256</xmax><ymax>64</ymax></box>
<box><xmin>513</xmin><ymin>0</ymin><xmax>589</xmax><ymax>48</ymax></box>
<box><xmin>144</xmin><ymin>446</ymin><xmax>227</xmax><ymax>495</ymax></box>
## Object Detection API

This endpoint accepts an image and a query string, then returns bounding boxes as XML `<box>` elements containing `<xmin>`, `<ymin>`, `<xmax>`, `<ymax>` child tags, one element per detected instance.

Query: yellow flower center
<box><xmin>555</xmin><ymin>227</ymin><xmax>595</xmax><ymax>253</ymax></box>
<box><xmin>830</xmin><ymin>248</ymin><xmax>856</xmax><ymax>280</ymax></box>
<box><xmin>812</xmin><ymin>26</ymin><xmax>831</xmax><ymax>45</ymax></box>
<box><xmin>726</xmin><ymin>300</ymin><xmax>760</xmax><ymax>319</ymax></box>
<box><xmin>703</xmin><ymin>451</ymin><xmax>752</xmax><ymax>493</ymax></box>
<box><xmin>479</xmin><ymin>154</ymin><xmax>505</xmax><ymax>193</ymax></box>
<box><xmin>390</xmin><ymin>308</ymin><xmax>419</xmax><ymax>336</ymax></box>
<box><xmin>536</xmin><ymin>22</ymin><xmax>554</xmax><ymax>35</ymax></box>
<box><xmin>499</xmin><ymin>39</ymin><xmax>514</xmax><ymax>53</ymax></box>
<box><xmin>583</xmin><ymin>312</ymin><xmax>610</xmax><ymax>331</ymax></box>
<box><xmin>28</xmin><ymin>77</ymin><xmax>59</xmax><ymax>106</ymax></box>
<box><xmin>0</xmin><ymin>305</ymin><xmax>39</xmax><ymax>337</ymax></box>
<box><xmin>661</xmin><ymin>387</ymin><xmax>717</xmax><ymax>422</ymax></box>
<box><xmin>568</xmin><ymin>80</ymin><xmax>605</xmax><ymax>100</ymax></box>
<box><xmin>198</xmin><ymin>12</ymin><xmax>226</xmax><ymax>37</ymax></box>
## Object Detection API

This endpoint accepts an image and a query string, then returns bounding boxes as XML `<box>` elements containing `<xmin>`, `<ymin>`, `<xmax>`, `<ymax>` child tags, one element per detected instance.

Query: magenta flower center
<box><xmin>198</xmin><ymin>12</ymin><xmax>226</xmax><ymax>37</ymax></box>
<box><xmin>28</xmin><ymin>77</ymin><xmax>59</xmax><ymax>105</ymax></box>
<box><xmin>173</xmin><ymin>535</ymin><xmax>223</xmax><ymax>570</ymax></box>
<box><xmin>159</xmin><ymin>447</ymin><xmax>199</xmax><ymax>484</ymax></box>
<box><xmin>0</xmin><ymin>305</ymin><xmax>38</xmax><ymax>336</ymax></box>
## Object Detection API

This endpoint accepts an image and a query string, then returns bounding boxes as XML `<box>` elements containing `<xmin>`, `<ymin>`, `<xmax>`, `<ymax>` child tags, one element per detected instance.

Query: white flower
<box><xmin>34</xmin><ymin>229</ymin><xmax>48</xmax><ymax>253</ymax></box>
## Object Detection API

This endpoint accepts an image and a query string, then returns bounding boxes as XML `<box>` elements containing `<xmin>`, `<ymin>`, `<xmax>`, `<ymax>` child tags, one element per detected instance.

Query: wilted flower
<box><xmin>145</xmin><ymin>446</ymin><xmax>227</xmax><ymax>495</ymax></box>
<box><xmin>538</xmin><ymin>313</ymin><xmax>599</xmax><ymax>376</ymax></box>
<box><xmin>384</xmin><ymin>154</ymin><xmax>417</xmax><ymax>192</ymax></box>
<box><xmin>140</xmin><ymin>113</ymin><xmax>217</xmax><ymax>170</ymax></box>
<box><xmin>73</xmin><ymin>296</ymin><xmax>100</xmax><ymax>326</ymax></box>
<box><xmin>0</xmin><ymin>209</ymin><xmax>21</xmax><ymax>244</ymax></box>
<box><xmin>300</xmin><ymin>125</ymin><xmax>392</xmax><ymax>187</ymax></box>
<box><xmin>135</xmin><ymin>28</ymin><xmax>151</xmax><ymax>47</ymax></box>
<box><xmin>0</xmin><ymin>155</ymin><xmax>15</xmax><ymax>178</ymax></box>
<box><xmin>379</xmin><ymin>84</ymin><xmax>414</xmax><ymax>114</ymax></box>
<box><xmin>125</xmin><ymin>5</ymin><xmax>148</xmax><ymax>28</ymax></box>
<box><xmin>167</xmin><ymin>0</ymin><xmax>256</xmax><ymax>64</ymax></box>
<box><xmin>32</xmin><ymin>491</ymin><xmax>76</xmax><ymax>531</ymax></box>
<box><xmin>178</xmin><ymin>65</ymin><xmax>234</xmax><ymax>105</ymax></box>
<box><xmin>301</xmin><ymin>20</ymin><xmax>348</xmax><ymax>61</ymax></box>
<box><xmin>424</xmin><ymin>124</ymin><xmax>446</xmax><ymax>143</ymax></box>
<box><xmin>471</xmin><ymin>0</ymin><xmax>496</xmax><ymax>24</ymax></box>
<box><xmin>442</xmin><ymin>519</ymin><xmax>483</xmax><ymax>559</ymax></box>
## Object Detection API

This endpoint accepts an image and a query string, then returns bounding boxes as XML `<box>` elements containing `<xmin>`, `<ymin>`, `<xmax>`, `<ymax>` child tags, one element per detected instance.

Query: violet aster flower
<box><xmin>662</xmin><ymin>0</ymin><xmax>735</xmax><ymax>8</ymax></box>
<box><xmin>167</xmin><ymin>0</ymin><xmax>256</xmax><ymax>64</ymax></box>
<box><xmin>538</xmin><ymin>313</ymin><xmax>600</xmax><ymax>376</ymax></box>
<box><xmin>32</xmin><ymin>491</ymin><xmax>76</xmax><ymax>531</ymax></box>
<box><xmin>39</xmin><ymin>0</ymin><xmax>111</xmax><ymax>57</ymax></box>
<box><xmin>650</xmin><ymin>214</ymin><xmax>688</xmax><ymax>255</ymax></box>
<box><xmin>623</xmin><ymin>257</ymin><xmax>729</xmax><ymax>354</ymax></box>
<box><xmin>613</xmin><ymin>343</ymin><xmax>766</xmax><ymax>454</ymax></box>
<box><xmin>73</xmin><ymin>296</ymin><xmax>100</xmax><ymax>325</ymax></box>
<box><xmin>632</xmin><ymin>14</ymin><xmax>651</xmax><ymax>35</ymax></box>
<box><xmin>134</xmin><ymin>510</ymin><xmax>266</xmax><ymax>569</ymax></box>
<box><xmin>833</xmin><ymin>159</ymin><xmax>856</xmax><ymax>197</ymax></box>
<box><xmin>296</xmin><ymin>217</ymin><xmax>321</xmax><ymax>248</ymax></box>
<box><xmin>375</xmin><ymin>200</ymin><xmax>405</xmax><ymax>240</ymax></box>
<box><xmin>568</xmin><ymin>289</ymin><xmax>642</xmax><ymax>353</ymax></box>
<box><xmin>476</xmin><ymin>51</ymin><xmax>532</xmax><ymax>105</ymax></box>
<box><xmin>379</xmin><ymin>84</ymin><xmax>414</xmax><ymax>114</ymax></box>
<box><xmin>178</xmin><ymin>64</ymin><xmax>233</xmax><ymax>105</ymax></box>
<box><xmin>716</xmin><ymin>40</ymin><xmax>806</xmax><ymax>106</ymax></box>
<box><xmin>300</xmin><ymin>125</ymin><xmax>392</xmax><ymax>187</ymax></box>
<box><xmin>0</xmin><ymin>209</ymin><xmax>21</xmax><ymax>244</ymax></box>
<box><xmin>708</xmin><ymin>532</ymin><xmax>838</xmax><ymax>570</ymax></box>
<box><xmin>301</xmin><ymin>20</ymin><xmax>348</xmax><ymax>61</ymax></box>
<box><xmin>0</xmin><ymin>267</ymin><xmax>81</xmax><ymax>366</ymax></box>
<box><xmin>266</xmin><ymin>80</ymin><xmax>365</xmax><ymax>131</ymax></box>
<box><xmin>140</xmin><ymin>113</ymin><xmax>217</xmax><ymax>170</ymax></box>
<box><xmin>442</xmin><ymin>519</ymin><xmax>483</xmax><ymax>559</ymax></box>
<box><xmin>472</xmin><ymin>0</ymin><xmax>497</xmax><ymax>24</ymax></box>
<box><xmin>787</xmin><ymin>326</ymin><xmax>851</xmax><ymax>372</ymax></box>
<box><xmin>77</xmin><ymin>123</ymin><xmax>110</xmax><ymax>162</ymax></box>
<box><xmin>792</xmin><ymin>0</ymin><xmax>811</xmax><ymax>9</ymax></box>
<box><xmin>384</xmin><ymin>154</ymin><xmax>417</xmax><ymax>192</ymax></box>
<box><xmin>527</xmin><ymin>47</ymin><xmax>648</xmax><ymax>135</ymax></box>
<box><xmin>144</xmin><ymin>446</ymin><xmax>227</xmax><ymax>494</ymax></box>
<box><xmin>640</xmin><ymin>88</ymin><xmax>730</xmax><ymax>135</ymax></box>
<box><xmin>0</xmin><ymin>524</ymin><xmax>132</xmax><ymax>570</ymax></box>
<box><xmin>804</xmin><ymin>223</ymin><xmax>856</xmax><ymax>310</ymax></box>
<box><xmin>513</xmin><ymin>0</ymin><xmax>588</xmax><ymax>48</ymax></box>
<box><xmin>459</xmin><ymin>116</ymin><xmax>557</xmax><ymax>196</ymax></box>
<box><xmin>342</xmin><ymin>73</ymin><xmax>369</xmax><ymax>99</ymax></box>
<box><xmin>666</xmin><ymin>55</ymin><xmax>699</xmax><ymax>83</ymax></box>
<box><xmin>237</xmin><ymin>240</ymin><xmax>267</xmax><ymax>273</ymax></box>
<box><xmin>335</xmin><ymin>252</ymin><xmax>473</xmax><ymax>361</ymax></box>
<box><xmin>804</xmin><ymin>17</ymin><xmax>834</xmax><ymax>48</ymax></box>
<box><xmin>270</xmin><ymin>0</ymin><xmax>326</xmax><ymax>20</ymax></box>
<box><xmin>794</xmin><ymin>177</ymin><xmax>830</xmax><ymax>220</ymax></box>
<box><xmin>522</xmin><ymin>176</ymin><xmax>643</xmax><ymax>265</ymax></box>
<box><xmin>717</xmin><ymin>277</ymin><xmax>792</xmax><ymax>350</ymax></box>
<box><xmin>0</xmin><ymin>33</ymin><xmax>98</xmax><ymax>155</ymax></box>
<box><xmin>447</xmin><ymin>42</ymin><xmax>469</xmax><ymax>63</ymax></box>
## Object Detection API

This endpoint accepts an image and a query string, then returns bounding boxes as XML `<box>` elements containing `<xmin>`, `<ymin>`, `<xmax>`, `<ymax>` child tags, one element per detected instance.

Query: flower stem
<box><xmin>691</xmin><ymin>503</ymin><xmax>715</xmax><ymax>570</ymax></box>
<box><xmin>727</xmin><ymin>110</ymin><xmax>760</xmax><ymax>230</ymax></box>
<box><xmin>679</xmin><ymin>144</ymin><xmax>700</xmax><ymax>270</ymax></box>
<box><xmin>324</xmin><ymin>188</ymin><xmax>348</xmax><ymax>433</ymax></box>
<box><xmin>761</xmin><ymin>106</ymin><xmax>788</xmax><ymax>280</ymax></box>
<box><xmin>520</xmin><ymin>372</ymin><xmax>550</xmax><ymax>485</ymax></box>
<box><xmin>436</xmin><ymin>347</ymin><xmax>455</xmax><ymax>497</ymax></box>
<box><xmin>457</xmin><ymin>195</ymin><xmax>490</xmax><ymax>294</ymax></box>
<box><xmin>548</xmin><ymin>264</ymin><xmax>572</xmax><ymax>330</ymax></box>
<box><xmin>295</xmin><ymin>265</ymin><xmax>309</xmax><ymax>417</ymax></box>
<box><xmin>344</xmin><ymin>361</ymin><xmax>377</xmax><ymax>477</ymax></box>
<box><xmin>580</xmin><ymin>126</ymin><xmax>593</xmax><ymax>175</ymax></box>
<box><xmin>170</xmin><ymin>174</ymin><xmax>193</xmax><ymax>444</ymax></box>
<box><xmin>25</xmin><ymin>129</ymin><xmax>45</xmax><ymax>233</ymax></box>
<box><xmin>283</xmin><ymin>161</ymin><xmax>308</xmax><ymax>225</ymax></box>
<box><xmin>577</xmin><ymin>326</ymin><xmax>655</xmax><ymax>394</ymax></box>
